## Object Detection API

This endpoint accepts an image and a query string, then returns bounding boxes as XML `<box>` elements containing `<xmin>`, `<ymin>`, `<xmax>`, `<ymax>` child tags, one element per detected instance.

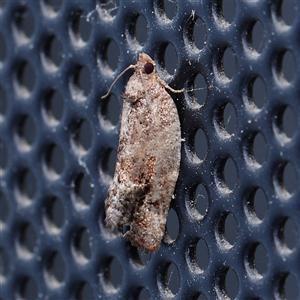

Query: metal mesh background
<box><xmin>1</xmin><ymin>0</ymin><xmax>300</xmax><ymax>299</ymax></box>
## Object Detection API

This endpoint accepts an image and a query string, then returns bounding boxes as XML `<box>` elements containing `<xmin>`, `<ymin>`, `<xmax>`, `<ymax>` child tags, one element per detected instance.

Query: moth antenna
<box><xmin>101</xmin><ymin>65</ymin><xmax>136</xmax><ymax>99</ymax></box>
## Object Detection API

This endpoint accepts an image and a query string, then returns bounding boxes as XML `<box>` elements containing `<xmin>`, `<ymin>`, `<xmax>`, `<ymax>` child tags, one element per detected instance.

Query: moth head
<box><xmin>138</xmin><ymin>53</ymin><xmax>155</xmax><ymax>75</ymax></box>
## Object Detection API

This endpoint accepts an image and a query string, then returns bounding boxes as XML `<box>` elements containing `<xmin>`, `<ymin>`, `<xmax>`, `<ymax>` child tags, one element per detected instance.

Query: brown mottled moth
<box><xmin>102</xmin><ymin>53</ymin><xmax>183</xmax><ymax>252</ymax></box>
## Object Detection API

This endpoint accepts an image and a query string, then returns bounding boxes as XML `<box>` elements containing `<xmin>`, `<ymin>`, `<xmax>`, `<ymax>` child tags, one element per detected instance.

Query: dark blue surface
<box><xmin>0</xmin><ymin>0</ymin><xmax>299</xmax><ymax>299</ymax></box>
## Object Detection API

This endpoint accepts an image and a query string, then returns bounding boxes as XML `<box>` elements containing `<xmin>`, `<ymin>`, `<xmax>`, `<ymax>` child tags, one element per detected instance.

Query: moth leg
<box><xmin>156</xmin><ymin>76</ymin><xmax>185</xmax><ymax>93</ymax></box>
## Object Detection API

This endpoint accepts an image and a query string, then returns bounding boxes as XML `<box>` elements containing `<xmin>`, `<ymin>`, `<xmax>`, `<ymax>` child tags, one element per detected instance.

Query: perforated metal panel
<box><xmin>1</xmin><ymin>0</ymin><xmax>300</xmax><ymax>299</ymax></box>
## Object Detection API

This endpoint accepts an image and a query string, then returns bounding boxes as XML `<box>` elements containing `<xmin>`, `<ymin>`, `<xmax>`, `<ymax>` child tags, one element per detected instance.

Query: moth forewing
<box><xmin>104</xmin><ymin>53</ymin><xmax>183</xmax><ymax>252</ymax></box>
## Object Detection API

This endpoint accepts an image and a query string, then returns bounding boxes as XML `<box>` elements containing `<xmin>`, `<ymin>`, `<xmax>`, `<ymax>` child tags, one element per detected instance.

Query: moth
<box><xmin>102</xmin><ymin>53</ymin><xmax>183</xmax><ymax>252</ymax></box>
